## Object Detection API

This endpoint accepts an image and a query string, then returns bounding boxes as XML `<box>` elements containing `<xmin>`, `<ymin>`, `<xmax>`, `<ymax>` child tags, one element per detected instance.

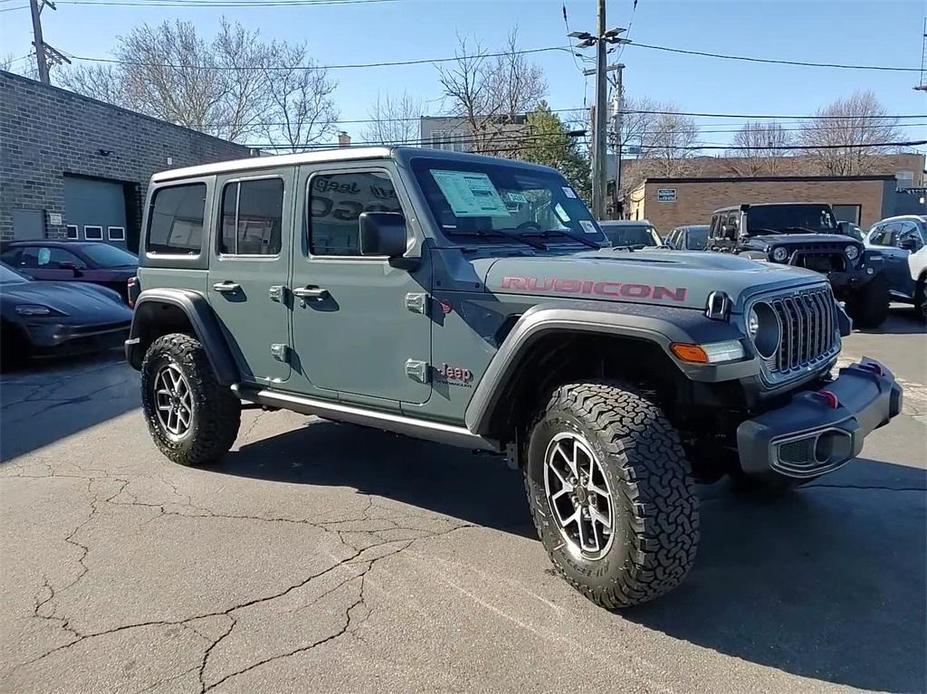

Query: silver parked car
<box><xmin>598</xmin><ymin>219</ymin><xmax>663</xmax><ymax>248</ymax></box>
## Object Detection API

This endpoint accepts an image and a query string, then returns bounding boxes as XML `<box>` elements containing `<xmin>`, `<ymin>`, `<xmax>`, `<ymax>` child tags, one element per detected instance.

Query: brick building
<box><xmin>0</xmin><ymin>71</ymin><xmax>251</xmax><ymax>252</ymax></box>
<box><xmin>627</xmin><ymin>174</ymin><xmax>927</xmax><ymax>233</ymax></box>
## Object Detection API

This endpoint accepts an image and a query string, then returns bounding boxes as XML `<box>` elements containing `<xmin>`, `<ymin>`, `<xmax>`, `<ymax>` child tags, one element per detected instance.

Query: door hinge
<box><xmin>269</xmin><ymin>285</ymin><xmax>286</xmax><ymax>303</ymax></box>
<box><xmin>270</xmin><ymin>344</ymin><xmax>290</xmax><ymax>363</ymax></box>
<box><xmin>405</xmin><ymin>359</ymin><xmax>430</xmax><ymax>384</ymax></box>
<box><xmin>405</xmin><ymin>292</ymin><xmax>428</xmax><ymax>315</ymax></box>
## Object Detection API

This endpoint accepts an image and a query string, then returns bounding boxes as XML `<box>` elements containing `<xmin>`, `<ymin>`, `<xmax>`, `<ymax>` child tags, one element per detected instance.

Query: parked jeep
<box><xmin>126</xmin><ymin>149</ymin><xmax>902</xmax><ymax>608</ymax></box>
<box><xmin>708</xmin><ymin>203</ymin><xmax>891</xmax><ymax>328</ymax></box>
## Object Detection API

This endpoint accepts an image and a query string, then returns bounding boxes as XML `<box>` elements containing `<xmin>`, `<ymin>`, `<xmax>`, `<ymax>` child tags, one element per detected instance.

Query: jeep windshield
<box><xmin>746</xmin><ymin>204</ymin><xmax>838</xmax><ymax>235</ymax></box>
<box><xmin>599</xmin><ymin>222</ymin><xmax>661</xmax><ymax>248</ymax></box>
<box><xmin>410</xmin><ymin>157</ymin><xmax>606</xmax><ymax>248</ymax></box>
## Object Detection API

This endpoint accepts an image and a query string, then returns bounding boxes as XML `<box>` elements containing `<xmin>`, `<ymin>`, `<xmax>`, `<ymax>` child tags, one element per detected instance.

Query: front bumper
<box><xmin>736</xmin><ymin>358</ymin><xmax>902</xmax><ymax>480</ymax></box>
<box><xmin>25</xmin><ymin>320</ymin><xmax>130</xmax><ymax>352</ymax></box>
<box><xmin>827</xmin><ymin>268</ymin><xmax>878</xmax><ymax>295</ymax></box>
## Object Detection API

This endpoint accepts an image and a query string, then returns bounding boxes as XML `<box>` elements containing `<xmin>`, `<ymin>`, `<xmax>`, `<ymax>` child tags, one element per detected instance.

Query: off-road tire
<box><xmin>524</xmin><ymin>381</ymin><xmax>699</xmax><ymax>609</ymax></box>
<box><xmin>914</xmin><ymin>277</ymin><xmax>927</xmax><ymax>323</ymax></box>
<box><xmin>847</xmin><ymin>274</ymin><xmax>889</xmax><ymax>329</ymax></box>
<box><xmin>141</xmin><ymin>333</ymin><xmax>241</xmax><ymax>466</ymax></box>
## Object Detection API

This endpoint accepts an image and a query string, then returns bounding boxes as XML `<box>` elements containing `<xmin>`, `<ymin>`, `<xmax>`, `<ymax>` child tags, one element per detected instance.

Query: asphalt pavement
<box><xmin>1</xmin><ymin>308</ymin><xmax>925</xmax><ymax>693</ymax></box>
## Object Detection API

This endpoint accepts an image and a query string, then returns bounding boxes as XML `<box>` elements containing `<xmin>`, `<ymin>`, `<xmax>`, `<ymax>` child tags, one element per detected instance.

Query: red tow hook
<box><xmin>815</xmin><ymin>390</ymin><xmax>839</xmax><ymax>409</ymax></box>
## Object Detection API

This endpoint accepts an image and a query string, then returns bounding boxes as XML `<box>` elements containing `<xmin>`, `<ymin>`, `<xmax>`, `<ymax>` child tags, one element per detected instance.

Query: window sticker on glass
<box><xmin>430</xmin><ymin>170</ymin><xmax>511</xmax><ymax>217</ymax></box>
<box><xmin>554</xmin><ymin>203</ymin><xmax>571</xmax><ymax>222</ymax></box>
<box><xmin>506</xmin><ymin>191</ymin><xmax>528</xmax><ymax>204</ymax></box>
<box><xmin>562</xmin><ymin>186</ymin><xmax>577</xmax><ymax>199</ymax></box>
<box><xmin>580</xmin><ymin>220</ymin><xmax>598</xmax><ymax>234</ymax></box>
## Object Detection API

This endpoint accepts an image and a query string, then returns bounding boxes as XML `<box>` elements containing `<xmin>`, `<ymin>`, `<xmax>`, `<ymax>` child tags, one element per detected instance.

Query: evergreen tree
<box><xmin>520</xmin><ymin>102</ymin><xmax>592</xmax><ymax>203</ymax></box>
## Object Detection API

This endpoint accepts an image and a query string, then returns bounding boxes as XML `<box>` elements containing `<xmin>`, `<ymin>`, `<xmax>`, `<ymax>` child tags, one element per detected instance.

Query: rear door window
<box><xmin>220</xmin><ymin>178</ymin><xmax>284</xmax><ymax>255</ymax></box>
<box><xmin>147</xmin><ymin>183</ymin><xmax>207</xmax><ymax>255</ymax></box>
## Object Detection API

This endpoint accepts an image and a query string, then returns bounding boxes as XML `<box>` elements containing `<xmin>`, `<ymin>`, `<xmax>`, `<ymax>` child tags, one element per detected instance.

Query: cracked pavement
<box><xmin>1</xmin><ymin>313</ymin><xmax>925</xmax><ymax>693</ymax></box>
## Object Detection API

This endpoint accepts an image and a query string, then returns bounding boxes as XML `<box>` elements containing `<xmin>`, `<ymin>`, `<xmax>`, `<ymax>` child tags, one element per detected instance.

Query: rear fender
<box><xmin>126</xmin><ymin>288</ymin><xmax>238</xmax><ymax>385</ymax></box>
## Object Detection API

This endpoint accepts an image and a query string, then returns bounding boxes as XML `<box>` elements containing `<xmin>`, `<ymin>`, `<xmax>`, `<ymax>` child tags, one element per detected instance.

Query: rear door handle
<box><xmin>213</xmin><ymin>281</ymin><xmax>241</xmax><ymax>293</ymax></box>
<box><xmin>292</xmin><ymin>286</ymin><xmax>329</xmax><ymax>299</ymax></box>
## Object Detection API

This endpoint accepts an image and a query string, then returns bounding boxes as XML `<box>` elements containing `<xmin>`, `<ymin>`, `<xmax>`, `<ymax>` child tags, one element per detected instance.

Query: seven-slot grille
<box><xmin>766</xmin><ymin>286</ymin><xmax>838</xmax><ymax>375</ymax></box>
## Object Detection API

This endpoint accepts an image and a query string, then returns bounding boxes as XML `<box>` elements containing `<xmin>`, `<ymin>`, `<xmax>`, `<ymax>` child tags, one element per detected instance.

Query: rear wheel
<box><xmin>523</xmin><ymin>381</ymin><xmax>699</xmax><ymax>609</ymax></box>
<box><xmin>914</xmin><ymin>276</ymin><xmax>927</xmax><ymax>323</ymax></box>
<box><xmin>846</xmin><ymin>274</ymin><xmax>889</xmax><ymax>329</ymax></box>
<box><xmin>141</xmin><ymin>333</ymin><xmax>241</xmax><ymax>466</ymax></box>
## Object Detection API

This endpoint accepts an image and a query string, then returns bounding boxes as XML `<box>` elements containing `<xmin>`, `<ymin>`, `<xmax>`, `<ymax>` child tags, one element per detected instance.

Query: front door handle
<box><xmin>213</xmin><ymin>281</ymin><xmax>241</xmax><ymax>293</ymax></box>
<box><xmin>292</xmin><ymin>286</ymin><xmax>329</xmax><ymax>300</ymax></box>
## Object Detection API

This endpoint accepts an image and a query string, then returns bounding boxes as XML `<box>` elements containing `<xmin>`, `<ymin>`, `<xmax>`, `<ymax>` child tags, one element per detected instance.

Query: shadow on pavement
<box><xmin>626</xmin><ymin>458</ymin><xmax>926</xmax><ymax>693</ymax></box>
<box><xmin>220</xmin><ymin>424</ymin><xmax>926</xmax><ymax>691</ymax></box>
<box><xmin>218</xmin><ymin>420</ymin><xmax>536</xmax><ymax>538</ymax></box>
<box><xmin>0</xmin><ymin>351</ymin><xmax>138</xmax><ymax>461</ymax></box>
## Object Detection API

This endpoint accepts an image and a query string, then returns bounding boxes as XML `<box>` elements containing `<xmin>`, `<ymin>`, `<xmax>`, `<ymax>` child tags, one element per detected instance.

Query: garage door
<box><xmin>63</xmin><ymin>175</ymin><xmax>128</xmax><ymax>248</ymax></box>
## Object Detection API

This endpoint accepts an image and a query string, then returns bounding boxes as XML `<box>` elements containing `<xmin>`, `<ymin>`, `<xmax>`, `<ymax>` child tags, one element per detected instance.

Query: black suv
<box><xmin>708</xmin><ymin>203</ymin><xmax>890</xmax><ymax>327</ymax></box>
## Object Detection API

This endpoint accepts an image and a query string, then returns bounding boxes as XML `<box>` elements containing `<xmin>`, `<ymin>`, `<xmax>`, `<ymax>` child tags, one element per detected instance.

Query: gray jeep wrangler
<box><xmin>126</xmin><ymin>148</ymin><xmax>902</xmax><ymax>608</ymax></box>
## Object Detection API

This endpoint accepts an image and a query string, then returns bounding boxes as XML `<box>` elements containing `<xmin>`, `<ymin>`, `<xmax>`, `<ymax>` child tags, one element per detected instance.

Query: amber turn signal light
<box><xmin>670</xmin><ymin>343</ymin><xmax>709</xmax><ymax>364</ymax></box>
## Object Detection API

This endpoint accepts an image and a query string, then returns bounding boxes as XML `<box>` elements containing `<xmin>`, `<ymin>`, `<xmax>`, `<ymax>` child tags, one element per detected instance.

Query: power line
<box><xmin>60</xmin><ymin>45</ymin><xmax>568</xmax><ymax>71</ymax></box>
<box><xmin>627</xmin><ymin>40</ymin><xmax>922</xmax><ymax>73</ymax></box>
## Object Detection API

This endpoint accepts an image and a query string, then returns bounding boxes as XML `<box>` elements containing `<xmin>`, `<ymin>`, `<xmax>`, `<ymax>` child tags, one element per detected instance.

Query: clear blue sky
<box><xmin>2</xmin><ymin>0</ymin><xmax>925</xmax><ymax>147</ymax></box>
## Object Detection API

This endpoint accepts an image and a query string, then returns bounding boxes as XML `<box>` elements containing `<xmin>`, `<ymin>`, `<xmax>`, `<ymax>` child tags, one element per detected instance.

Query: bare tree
<box><xmin>362</xmin><ymin>91</ymin><xmax>423</xmax><ymax>145</ymax></box>
<box><xmin>799</xmin><ymin>90</ymin><xmax>902</xmax><ymax>175</ymax></box>
<box><xmin>2</xmin><ymin>52</ymin><xmax>39</xmax><ymax>80</ymax></box>
<box><xmin>612</xmin><ymin>99</ymin><xmax>700</xmax><ymax>197</ymax></box>
<box><xmin>257</xmin><ymin>41</ymin><xmax>338</xmax><ymax>152</ymax></box>
<box><xmin>57</xmin><ymin>18</ymin><xmax>337</xmax><ymax>147</ymax></box>
<box><xmin>436</xmin><ymin>29</ymin><xmax>546</xmax><ymax>155</ymax></box>
<box><xmin>728</xmin><ymin>121</ymin><xmax>792</xmax><ymax>175</ymax></box>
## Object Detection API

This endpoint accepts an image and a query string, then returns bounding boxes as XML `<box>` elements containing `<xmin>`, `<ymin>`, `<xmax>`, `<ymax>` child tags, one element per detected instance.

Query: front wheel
<box><xmin>524</xmin><ymin>382</ymin><xmax>699</xmax><ymax>609</ymax></box>
<box><xmin>141</xmin><ymin>333</ymin><xmax>241</xmax><ymax>466</ymax></box>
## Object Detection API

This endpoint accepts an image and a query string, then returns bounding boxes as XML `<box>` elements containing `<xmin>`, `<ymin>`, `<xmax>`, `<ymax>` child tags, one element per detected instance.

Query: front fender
<box><xmin>126</xmin><ymin>288</ymin><xmax>239</xmax><ymax>385</ymax></box>
<box><xmin>463</xmin><ymin>301</ymin><xmax>755</xmax><ymax>435</ymax></box>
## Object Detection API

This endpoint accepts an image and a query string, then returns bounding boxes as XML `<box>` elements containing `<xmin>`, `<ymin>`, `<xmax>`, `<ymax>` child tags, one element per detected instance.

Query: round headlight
<box><xmin>747</xmin><ymin>307</ymin><xmax>760</xmax><ymax>339</ymax></box>
<box><xmin>748</xmin><ymin>301</ymin><xmax>780</xmax><ymax>360</ymax></box>
<box><xmin>771</xmin><ymin>246</ymin><xmax>789</xmax><ymax>263</ymax></box>
<box><xmin>844</xmin><ymin>245</ymin><xmax>859</xmax><ymax>261</ymax></box>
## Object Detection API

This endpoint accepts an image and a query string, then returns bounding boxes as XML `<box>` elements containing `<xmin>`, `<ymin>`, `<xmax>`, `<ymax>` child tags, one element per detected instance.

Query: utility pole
<box><xmin>915</xmin><ymin>18</ymin><xmax>926</xmax><ymax>92</ymax></box>
<box><xmin>610</xmin><ymin>64</ymin><xmax>625</xmax><ymax>218</ymax></box>
<box><xmin>28</xmin><ymin>0</ymin><xmax>68</xmax><ymax>85</ymax></box>
<box><xmin>29</xmin><ymin>0</ymin><xmax>49</xmax><ymax>84</ymax></box>
<box><xmin>592</xmin><ymin>0</ymin><xmax>608</xmax><ymax>219</ymax></box>
<box><xmin>569</xmin><ymin>13</ymin><xmax>626</xmax><ymax>219</ymax></box>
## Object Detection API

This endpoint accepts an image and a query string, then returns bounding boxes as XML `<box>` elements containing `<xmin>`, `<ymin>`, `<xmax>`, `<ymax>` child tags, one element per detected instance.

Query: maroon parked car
<box><xmin>0</xmin><ymin>241</ymin><xmax>137</xmax><ymax>303</ymax></box>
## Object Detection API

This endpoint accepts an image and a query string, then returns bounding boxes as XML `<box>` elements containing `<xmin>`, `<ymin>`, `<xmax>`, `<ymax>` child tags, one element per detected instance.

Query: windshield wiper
<box><xmin>538</xmin><ymin>228</ymin><xmax>602</xmax><ymax>249</ymax></box>
<box><xmin>748</xmin><ymin>227</ymin><xmax>783</xmax><ymax>235</ymax></box>
<box><xmin>476</xmin><ymin>228</ymin><xmax>548</xmax><ymax>251</ymax></box>
<box><xmin>782</xmin><ymin>226</ymin><xmax>819</xmax><ymax>234</ymax></box>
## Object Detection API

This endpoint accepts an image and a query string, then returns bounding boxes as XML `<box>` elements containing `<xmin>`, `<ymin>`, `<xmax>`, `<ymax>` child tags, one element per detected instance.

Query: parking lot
<box><xmin>1</xmin><ymin>308</ymin><xmax>924</xmax><ymax>694</ymax></box>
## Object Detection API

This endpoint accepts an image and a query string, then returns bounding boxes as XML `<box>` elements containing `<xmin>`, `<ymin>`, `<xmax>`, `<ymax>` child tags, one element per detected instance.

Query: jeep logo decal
<box><xmin>499</xmin><ymin>277</ymin><xmax>688</xmax><ymax>302</ymax></box>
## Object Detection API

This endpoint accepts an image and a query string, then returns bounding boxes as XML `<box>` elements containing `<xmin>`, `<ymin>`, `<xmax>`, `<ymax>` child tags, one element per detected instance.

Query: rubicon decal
<box><xmin>499</xmin><ymin>277</ymin><xmax>688</xmax><ymax>302</ymax></box>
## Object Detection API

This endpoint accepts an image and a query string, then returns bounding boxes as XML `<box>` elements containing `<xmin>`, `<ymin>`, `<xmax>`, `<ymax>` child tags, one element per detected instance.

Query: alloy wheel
<box><xmin>543</xmin><ymin>432</ymin><xmax>615</xmax><ymax>560</ymax></box>
<box><xmin>154</xmin><ymin>363</ymin><xmax>194</xmax><ymax>439</ymax></box>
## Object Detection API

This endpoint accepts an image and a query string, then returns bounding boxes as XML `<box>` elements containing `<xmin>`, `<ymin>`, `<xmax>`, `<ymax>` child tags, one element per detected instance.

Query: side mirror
<box><xmin>59</xmin><ymin>262</ymin><xmax>81</xmax><ymax>276</ymax></box>
<box><xmin>837</xmin><ymin>221</ymin><xmax>850</xmax><ymax>235</ymax></box>
<box><xmin>358</xmin><ymin>212</ymin><xmax>408</xmax><ymax>258</ymax></box>
<box><xmin>898</xmin><ymin>237</ymin><xmax>920</xmax><ymax>252</ymax></box>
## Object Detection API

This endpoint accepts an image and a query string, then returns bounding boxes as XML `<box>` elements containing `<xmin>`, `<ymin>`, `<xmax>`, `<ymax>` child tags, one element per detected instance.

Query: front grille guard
<box><xmin>748</xmin><ymin>285</ymin><xmax>841</xmax><ymax>385</ymax></box>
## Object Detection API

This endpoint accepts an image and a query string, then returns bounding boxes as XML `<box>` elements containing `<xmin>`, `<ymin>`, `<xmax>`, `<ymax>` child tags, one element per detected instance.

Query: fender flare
<box><xmin>463</xmin><ymin>302</ymin><xmax>753</xmax><ymax>436</ymax></box>
<box><xmin>126</xmin><ymin>288</ymin><xmax>239</xmax><ymax>385</ymax></box>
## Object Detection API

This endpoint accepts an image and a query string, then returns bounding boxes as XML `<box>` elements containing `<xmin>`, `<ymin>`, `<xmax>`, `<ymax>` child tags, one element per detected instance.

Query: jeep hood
<box><xmin>483</xmin><ymin>249</ymin><xmax>822</xmax><ymax>311</ymax></box>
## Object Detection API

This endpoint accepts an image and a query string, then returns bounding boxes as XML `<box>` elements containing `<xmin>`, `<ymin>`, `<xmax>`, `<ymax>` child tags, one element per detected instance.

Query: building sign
<box><xmin>657</xmin><ymin>188</ymin><xmax>677</xmax><ymax>202</ymax></box>
<box><xmin>48</xmin><ymin>212</ymin><xmax>63</xmax><ymax>225</ymax></box>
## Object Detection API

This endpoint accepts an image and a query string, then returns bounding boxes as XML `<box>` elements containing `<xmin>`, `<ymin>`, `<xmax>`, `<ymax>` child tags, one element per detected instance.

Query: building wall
<box><xmin>0</xmin><ymin>71</ymin><xmax>251</xmax><ymax>248</ymax></box>
<box><xmin>631</xmin><ymin>177</ymin><xmax>892</xmax><ymax>232</ymax></box>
